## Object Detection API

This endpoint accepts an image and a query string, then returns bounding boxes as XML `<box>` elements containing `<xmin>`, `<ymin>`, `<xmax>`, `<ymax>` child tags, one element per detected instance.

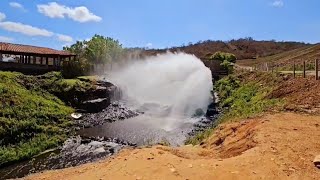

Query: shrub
<box><xmin>61</xmin><ymin>58</ymin><xmax>92</xmax><ymax>79</ymax></box>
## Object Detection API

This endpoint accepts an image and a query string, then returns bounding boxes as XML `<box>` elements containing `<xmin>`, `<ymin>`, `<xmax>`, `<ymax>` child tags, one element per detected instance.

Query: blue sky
<box><xmin>0</xmin><ymin>0</ymin><xmax>319</xmax><ymax>49</ymax></box>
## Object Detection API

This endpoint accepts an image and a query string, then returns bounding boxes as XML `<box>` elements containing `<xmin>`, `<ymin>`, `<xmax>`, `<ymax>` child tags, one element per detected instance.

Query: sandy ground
<box><xmin>24</xmin><ymin>113</ymin><xmax>320</xmax><ymax>180</ymax></box>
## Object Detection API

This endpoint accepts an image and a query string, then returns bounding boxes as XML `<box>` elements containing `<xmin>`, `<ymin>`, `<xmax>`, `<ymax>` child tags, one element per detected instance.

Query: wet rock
<box><xmin>44</xmin><ymin>136</ymin><xmax>132</xmax><ymax>170</ymax></box>
<box><xmin>79</xmin><ymin>98</ymin><xmax>110</xmax><ymax>113</ymax></box>
<box><xmin>76</xmin><ymin>101</ymin><xmax>140</xmax><ymax>128</ymax></box>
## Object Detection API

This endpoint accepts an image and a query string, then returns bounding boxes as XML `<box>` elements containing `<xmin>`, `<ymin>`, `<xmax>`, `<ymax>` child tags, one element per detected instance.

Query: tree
<box><xmin>63</xmin><ymin>34</ymin><xmax>123</xmax><ymax>65</ymax></box>
<box><xmin>62</xmin><ymin>35</ymin><xmax>123</xmax><ymax>77</ymax></box>
<box><xmin>210</xmin><ymin>51</ymin><xmax>237</xmax><ymax>73</ymax></box>
<box><xmin>210</xmin><ymin>51</ymin><xmax>236</xmax><ymax>63</ymax></box>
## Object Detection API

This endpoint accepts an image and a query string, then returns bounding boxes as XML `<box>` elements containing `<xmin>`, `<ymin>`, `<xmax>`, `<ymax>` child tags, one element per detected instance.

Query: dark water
<box><xmin>77</xmin><ymin>115</ymin><xmax>195</xmax><ymax>146</ymax></box>
<box><xmin>0</xmin><ymin>101</ymin><xmax>219</xmax><ymax>180</ymax></box>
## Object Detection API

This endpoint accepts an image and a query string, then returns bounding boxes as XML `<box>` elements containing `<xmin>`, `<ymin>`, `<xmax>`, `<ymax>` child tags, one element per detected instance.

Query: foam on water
<box><xmin>108</xmin><ymin>52</ymin><xmax>213</xmax><ymax>131</ymax></box>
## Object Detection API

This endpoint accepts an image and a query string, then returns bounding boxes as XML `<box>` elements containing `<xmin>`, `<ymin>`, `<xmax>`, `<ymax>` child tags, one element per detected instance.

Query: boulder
<box><xmin>79</xmin><ymin>98</ymin><xmax>110</xmax><ymax>113</ymax></box>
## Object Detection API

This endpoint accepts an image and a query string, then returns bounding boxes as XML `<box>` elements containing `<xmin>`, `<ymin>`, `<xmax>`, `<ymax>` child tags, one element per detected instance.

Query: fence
<box><xmin>253</xmin><ymin>59</ymin><xmax>319</xmax><ymax>80</ymax></box>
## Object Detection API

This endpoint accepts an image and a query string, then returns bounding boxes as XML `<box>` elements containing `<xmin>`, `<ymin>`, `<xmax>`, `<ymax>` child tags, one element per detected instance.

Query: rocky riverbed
<box><xmin>0</xmin><ymin>79</ymin><xmax>220</xmax><ymax>180</ymax></box>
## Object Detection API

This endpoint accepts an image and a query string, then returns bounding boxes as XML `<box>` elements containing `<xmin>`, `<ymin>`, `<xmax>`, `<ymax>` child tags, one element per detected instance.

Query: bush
<box><xmin>210</xmin><ymin>51</ymin><xmax>236</xmax><ymax>73</ymax></box>
<box><xmin>61</xmin><ymin>58</ymin><xmax>92</xmax><ymax>78</ymax></box>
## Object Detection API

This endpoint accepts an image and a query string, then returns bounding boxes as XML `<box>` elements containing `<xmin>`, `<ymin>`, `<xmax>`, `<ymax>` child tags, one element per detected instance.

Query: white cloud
<box><xmin>37</xmin><ymin>2</ymin><xmax>102</xmax><ymax>23</ymax></box>
<box><xmin>271</xmin><ymin>0</ymin><xmax>284</xmax><ymax>8</ymax></box>
<box><xmin>57</xmin><ymin>34</ymin><xmax>73</xmax><ymax>42</ymax></box>
<box><xmin>0</xmin><ymin>12</ymin><xmax>6</xmax><ymax>21</ymax></box>
<box><xmin>146</xmin><ymin>43</ymin><xmax>153</xmax><ymax>48</ymax></box>
<box><xmin>9</xmin><ymin>2</ymin><xmax>26</xmax><ymax>11</ymax></box>
<box><xmin>0</xmin><ymin>36</ymin><xmax>14</xmax><ymax>42</ymax></box>
<box><xmin>0</xmin><ymin>21</ymin><xmax>54</xmax><ymax>37</ymax></box>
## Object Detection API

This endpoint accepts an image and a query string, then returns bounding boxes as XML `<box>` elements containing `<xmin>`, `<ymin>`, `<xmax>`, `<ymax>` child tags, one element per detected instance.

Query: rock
<box><xmin>170</xmin><ymin>168</ymin><xmax>176</xmax><ymax>173</ymax></box>
<box><xmin>88</xmin><ymin>141</ymin><xmax>104</xmax><ymax>148</ymax></box>
<box><xmin>80</xmin><ymin>98</ymin><xmax>110</xmax><ymax>113</ymax></box>
<box><xmin>71</xmin><ymin>113</ymin><xmax>83</xmax><ymax>119</ymax></box>
<box><xmin>313</xmin><ymin>155</ymin><xmax>320</xmax><ymax>168</ymax></box>
<box><xmin>93</xmin><ymin>147</ymin><xmax>106</xmax><ymax>154</ymax></box>
<box><xmin>188</xmin><ymin>164</ymin><xmax>193</xmax><ymax>168</ymax></box>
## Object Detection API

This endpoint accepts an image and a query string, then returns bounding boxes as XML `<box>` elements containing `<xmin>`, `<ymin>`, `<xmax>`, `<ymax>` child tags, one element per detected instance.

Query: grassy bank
<box><xmin>0</xmin><ymin>71</ymin><xmax>94</xmax><ymax>166</ymax></box>
<box><xmin>186</xmin><ymin>71</ymin><xmax>284</xmax><ymax>145</ymax></box>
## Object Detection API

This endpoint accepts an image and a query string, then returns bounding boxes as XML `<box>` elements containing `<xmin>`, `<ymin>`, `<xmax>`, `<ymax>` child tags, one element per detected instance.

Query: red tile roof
<box><xmin>0</xmin><ymin>42</ymin><xmax>75</xmax><ymax>56</ymax></box>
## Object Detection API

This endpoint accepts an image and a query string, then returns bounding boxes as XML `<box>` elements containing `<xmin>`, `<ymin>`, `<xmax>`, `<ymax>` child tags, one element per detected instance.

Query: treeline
<box><xmin>62</xmin><ymin>36</ymin><xmax>310</xmax><ymax>77</ymax></box>
<box><xmin>143</xmin><ymin>38</ymin><xmax>309</xmax><ymax>60</ymax></box>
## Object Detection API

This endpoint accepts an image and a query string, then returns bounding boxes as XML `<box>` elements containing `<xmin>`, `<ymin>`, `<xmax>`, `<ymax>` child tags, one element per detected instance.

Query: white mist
<box><xmin>108</xmin><ymin>52</ymin><xmax>213</xmax><ymax>131</ymax></box>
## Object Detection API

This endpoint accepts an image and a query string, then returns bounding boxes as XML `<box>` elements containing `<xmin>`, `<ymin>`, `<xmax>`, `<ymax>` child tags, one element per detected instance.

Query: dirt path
<box><xmin>24</xmin><ymin>113</ymin><xmax>320</xmax><ymax>180</ymax></box>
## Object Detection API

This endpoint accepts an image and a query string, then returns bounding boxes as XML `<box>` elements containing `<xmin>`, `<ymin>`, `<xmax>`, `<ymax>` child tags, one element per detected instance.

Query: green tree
<box><xmin>63</xmin><ymin>34</ymin><xmax>123</xmax><ymax>65</ymax></box>
<box><xmin>62</xmin><ymin>34</ymin><xmax>123</xmax><ymax>77</ymax></box>
<box><xmin>210</xmin><ymin>51</ymin><xmax>237</xmax><ymax>73</ymax></box>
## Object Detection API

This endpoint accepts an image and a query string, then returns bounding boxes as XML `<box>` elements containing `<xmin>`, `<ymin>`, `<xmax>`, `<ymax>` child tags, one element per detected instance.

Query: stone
<box><xmin>93</xmin><ymin>147</ymin><xmax>106</xmax><ymax>154</ymax></box>
<box><xmin>80</xmin><ymin>98</ymin><xmax>110</xmax><ymax>113</ymax></box>
<box><xmin>71</xmin><ymin>113</ymin><xmax>82</xmax><ymax>119</ymax></box>
<box><xmin>170</xmin><ymin>168</ymin><xmax>176</xmax><ymax>173</ymax></box>
<box><xmin>188</xmin><ymin>164</ymin><xmax>193</xmax><ymax>168</ymax></box>
<box><xmin>313</xmin><ymin>155</ymin><xmax>320</xmax><ymax>169</ymax></box>
<box><xmin>88</xmin><ymin>141</ymin><xmax>105</xmax><ymax>148</ymax></box>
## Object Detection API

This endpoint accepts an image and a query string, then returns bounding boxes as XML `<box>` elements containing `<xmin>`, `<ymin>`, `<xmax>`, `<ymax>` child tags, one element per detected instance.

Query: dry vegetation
<box><xmin>237</xmin><ymin>44</ymin><xmax>320</xmax><ymax>69</ymax></box>
<box><xmin>143</xmin><ymin>38</ymin><xmax>309</xmax><ymax>60</ymax></box>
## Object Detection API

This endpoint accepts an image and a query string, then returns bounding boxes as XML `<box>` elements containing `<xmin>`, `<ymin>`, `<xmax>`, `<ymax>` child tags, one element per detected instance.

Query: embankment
<box><xmin>0</xmin><ymin>71</ymin><xmax>111</xmax><ymax>167</ymax></box>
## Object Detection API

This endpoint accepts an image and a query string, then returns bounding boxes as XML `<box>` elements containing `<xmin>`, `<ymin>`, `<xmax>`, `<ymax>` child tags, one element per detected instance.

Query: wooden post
<box><xmin>316</xmin><ymin>59</ymin><xmax>319</xmax><ymax>80</ymax></box>
<box><xmin>46</xmin><ymin>57</ymin><xmax>49</xmax><ymax>65</ymax></box>
<box><xmin>33</xmin><ymin>56</ymin><xmax>36</xmax><ymax>64</ymax></box>
<box><xmin>293</xmin><ymin>61</ymin><xmax>296</xmax><ymax>78</ymax></box>
<box><xmin>40</xmin><ymin>57</ymin><xmax>43</xmax><ymax>65</ymax></box>
<box><xmin>57</xmin><ymin>56</ymin><xmax>61</xmax><ymax>67</ymax></box>
<box><xmin>28</xmin><ymin>56</ymin><xmax>31</xmax><ymax>64</ymax></box>
<box><xmin>303</xmin><ymin>61</ymin><xmax>306</xmax><ymax>78</ymax></box>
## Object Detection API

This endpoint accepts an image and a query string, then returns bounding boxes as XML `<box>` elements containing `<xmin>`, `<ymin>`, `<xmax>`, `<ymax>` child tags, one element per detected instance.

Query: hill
<box><xmin>142</xmin><ymin>38</ymin><xmax>310</xmax><ymax>60</ymax></box>
<box><xmin>237</xmin><ymin>44</ymin><xmax>320</xmax><ymax>69</ymax></box>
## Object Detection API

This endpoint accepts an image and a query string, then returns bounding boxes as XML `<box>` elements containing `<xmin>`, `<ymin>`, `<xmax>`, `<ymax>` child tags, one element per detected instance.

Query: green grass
<box><xmin>186</xmin><ymin>71</ymin><xmax>284</xmax><ymax>145</ymax></box>
<box><xmin>0</xmin><ymin>71</ymin><xmax>75</xmax><ymax>166</ymax></box>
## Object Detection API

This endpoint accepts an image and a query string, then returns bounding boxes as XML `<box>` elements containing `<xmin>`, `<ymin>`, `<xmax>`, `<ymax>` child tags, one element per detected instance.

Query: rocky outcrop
<box><xmin>77</xmin><ymin>80</ymin><xmax>120</xmax><ymax>113</ymax></box>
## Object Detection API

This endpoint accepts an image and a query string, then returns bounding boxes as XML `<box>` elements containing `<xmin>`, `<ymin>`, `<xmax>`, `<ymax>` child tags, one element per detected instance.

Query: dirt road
<box><xmin>24</xmin><ymin>113</ymin><xmax>320</xmax><ymax>180</ymax></box>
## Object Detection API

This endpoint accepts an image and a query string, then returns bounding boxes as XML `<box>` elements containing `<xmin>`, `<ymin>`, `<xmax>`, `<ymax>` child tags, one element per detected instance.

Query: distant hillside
<box><xmin>237</xmin><ymin>44</ymin><xmax>320</xmax><ymax>68</ymax></box>
<box><xmin>143</xmin><ymin>38</ymin><xmax>310</xmax><ymax>60</ymax></box>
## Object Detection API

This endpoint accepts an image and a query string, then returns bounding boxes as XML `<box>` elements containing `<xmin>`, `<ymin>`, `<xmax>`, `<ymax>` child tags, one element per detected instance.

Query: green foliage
<box><xmin>210</xmin><ymin>51</ymin><xmax>236</xmax><ymax>63</ymax></box>
<box><xmin>64</xmin><ymin>34</ymin><xmax>123</xmax><ymax>65</ymax></box>
<box><xmin>62</xmin><ymin>34</ymin><xmax>123</xmax><ymax>78</ymax></box>
<box><xmin>0</xmin><ymin>71</ymin><xmax>74</xmax><ymax>166</ymax></box>
<box><xmin>61</xmin><ymin>57</ymin><xmax>92</xmax><ymax>78</ymax></box>
<box><xmin>210</xmin><ymin>51</ymin><xmax>236</xmax><ymax>73</ymax></box>
<box><xmin>185</xmin><ymin>128</ymin><xmax>214</xmax><ymax>145</ymax></box>
<box><xmin>186</xmin><ymin>71</ymin><xmax>283</xmax><ymax>145</ymax></box>
<box><xmin>215</xmin><ymin>72</ymin><xmax>282</xmax><ymax>122</ymax></box>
